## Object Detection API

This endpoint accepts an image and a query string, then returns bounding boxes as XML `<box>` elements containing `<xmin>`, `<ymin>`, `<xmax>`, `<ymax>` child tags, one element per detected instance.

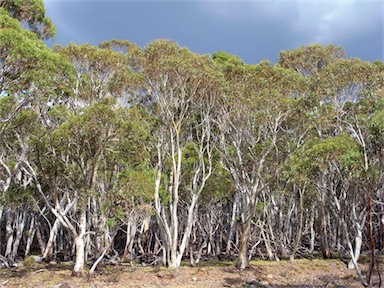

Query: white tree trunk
<box><xmin>72</xmin><ymin>235</ymin><xmax>85</xmax><ymax>275</ymax></box>
<box><xmin>0</xmin><ymin>206</ymin><xmax>3</xmax><ymax>226</ymax></box>
<box><xmin>236</xmin><ymin>219</ymin><xmax>250</xmax><ymax>270</ymax></box>
<box><xmin>226</xmin><ymin>200</ymin><xmax>237</xmax><ymax>255</ymax></box>
<box><xmin>176</xmin><ymin>195</ymin><xmax>198</xmax><ymax>266</ymax></box>
<box><xmin>348</xmin><ymin>211</ymin><xmax>365</xmax><ymax>270</ymax></box>
<box><xmin>72</xmin><ymin>210</ymin><xmax>87</xmax><ymax>276</ymax></box>
<box><xmin>24</xmin><ymin>216</ymin><xmax>36</xmax><ymax>257</ymax></box>
<box><xmin>309</xmin><ymin>204</ymin><xmax>315</xmax><ymax>253</ymax></box>
<box><xmin>10</xmin><ymin>210</ymin><xmax>27</xmax><ymax>261</ymax></box>
<box><xmin>348</xmin><ymin>230</ymin><xmax>363</xmax><ymax>270</ymax></box>
<box><xmin>43</xmin><ymin>218</ymin><xmax>61</xmax><ymax>260</ymax></box>
<box><xmin>4</xmin><ymin>209</ymin><xmax>14</xmax><ymax>258</ymax></box>
<box><xmin>123</xmin><ymin>220</ymin><xmax>137</xmax><ymax>260</ymax></box>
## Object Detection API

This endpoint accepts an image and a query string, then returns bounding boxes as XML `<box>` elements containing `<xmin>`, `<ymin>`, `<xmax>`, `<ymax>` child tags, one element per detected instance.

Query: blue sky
<box><xmin>44</xmin><ymin>0</ymin><xmax>384</xmax><ymax>64</ymax></box>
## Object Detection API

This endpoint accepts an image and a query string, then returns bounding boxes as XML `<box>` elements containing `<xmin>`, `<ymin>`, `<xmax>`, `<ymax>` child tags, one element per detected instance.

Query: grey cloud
<box><xmin>45</xmin><ymin>0</ymin><xmax>383</xmax><ymax>64</ymax></box>
<box><xmin>201</xmin><ymin>0</ymin><xmax>383</xmax><ymax>60</ymax></box>
<box><xmin>292</xmin><ymin>1</ymin><xmax>382</xmax><ymax>43</ymax></box>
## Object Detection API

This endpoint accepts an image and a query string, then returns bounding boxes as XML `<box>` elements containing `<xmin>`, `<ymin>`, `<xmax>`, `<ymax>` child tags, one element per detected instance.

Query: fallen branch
<box><xmin>89</xmin><ymin>247</ymin><xmax>108</xmax><ymax>276</ymax></box>
<box><xmin>0</xmin><ymin>255</ymin><xmax>11</xmax><ymax>269</ymax></box>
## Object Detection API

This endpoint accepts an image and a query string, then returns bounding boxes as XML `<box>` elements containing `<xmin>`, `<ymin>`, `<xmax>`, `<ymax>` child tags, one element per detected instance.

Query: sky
<box><xmin>44</xmin><ymin>0</ymin><xmax>384</xmax><ymax>64</ymax></box>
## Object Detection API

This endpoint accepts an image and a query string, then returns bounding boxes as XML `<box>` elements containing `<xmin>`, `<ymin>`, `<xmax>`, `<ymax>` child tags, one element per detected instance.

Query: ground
<box><xmin>0</xmin><ymin>258</ymin><xmax>380</xmax><ymax>287</ymax></box>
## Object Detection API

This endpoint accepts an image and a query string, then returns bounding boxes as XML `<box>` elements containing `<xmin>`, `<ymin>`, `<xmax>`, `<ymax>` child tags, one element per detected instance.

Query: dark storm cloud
<box><xmin>202</xmin><ymin>0</ymin><xmax>383</xmax><ymax>61</ymax></box>
<box><xmin>45</xmin><ymin>0</ymin><xmax>383</xmax><ymax>63</ymax></box>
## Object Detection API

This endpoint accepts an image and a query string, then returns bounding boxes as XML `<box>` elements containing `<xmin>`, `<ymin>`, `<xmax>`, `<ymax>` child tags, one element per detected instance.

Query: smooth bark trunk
<box><xmin>72</xmin><ymin>235</ymin><xmax>85</xmax><ymax>276</ymax></box>
<box><xmin>290</xmin><ymin>187</ymin><xmax>304</xmax><ymax>261</ymax></box>
<box><xmin>43</xmin><ymin>218</ymin><xmax>61</xmax><ymax>261</ymax></box>
<box><xmin>72</xmin><ymin>211</ymin><xmax>87</xmax><ymax>276</ymax></box>
<box><xmin>347</xmin><ymin>221</ymin><xmax>363</xmax><ymax>270</ymax></box>
<box><xmin>4</xmin><ymin>209</ymin><xmax>14</xmax><ymax>258</ymax></box>
<box><xmin>10</xmin><ymin>210</ymin><xmax>27</xmax><ymax>261</ymax></box>
<box><xmin>235</xmin><ymin>220</ymin><xmax>250</xmax><ymax>270</ymax></box>
<box><xmin>25</xmin><ymin>216</ymin><xmax>36</xmax><ymax>257</ymax></box>
<box><xmin>226</xmin><ymin>200</ymin><xmax>237</xmax><ymax>256</ymax></box>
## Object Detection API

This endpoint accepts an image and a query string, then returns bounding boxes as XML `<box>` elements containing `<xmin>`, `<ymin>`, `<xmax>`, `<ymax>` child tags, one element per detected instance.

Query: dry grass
<box><xmin>0</xmin><ymin>258</ymin><xmax>377</xmax><ymax>288</ymax></box>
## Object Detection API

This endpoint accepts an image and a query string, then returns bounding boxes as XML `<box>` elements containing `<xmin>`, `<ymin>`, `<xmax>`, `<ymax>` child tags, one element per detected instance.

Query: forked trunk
<box><xmin>168</xmin><ymin>254</ymin><xmax>179</xmax><ymax>268</ymax></box>
<box><xmin>347</xmin><ymin>222</ymin><xmax>363</xmax><ymax>270</ymax></box>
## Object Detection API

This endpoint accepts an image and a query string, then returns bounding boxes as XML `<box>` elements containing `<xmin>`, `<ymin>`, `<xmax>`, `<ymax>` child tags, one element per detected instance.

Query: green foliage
<box><xmin>0</xmin><ymin>8</ymin><xmax>71</xmax><ymax>99</ymax></box>
<box><xmin>118</xmin><ymin>168</ymin><xmax>155</xmax><ymax>202</ymax></box>
<box><xmin>278</xmin><ymin>44</ymin><xmax>345</xmax><ymax>76</ymax></box>
<box><xmin>285</xmin><ymin>134</ymin><xmax>363</xmax><ymax>182</ymax></box>
<box><xmin>1</xmin><ymin>0</ymin><xmax>55</xmax><ymax>39</ymax></box>
<box><xmin>106</xmin><ymin>217</ymin><xmax>118</xmax><ymax>229</ymax></box>
<box><xmin>255</xmin><ymin>201</ymin><xmax>265</xmax><ymax>213</ymax></box>
<box><xmin>55</xmin><ymin>43</ymin><xmax>131</xmax><ymax>103</ymax></box>
<box><xmin>0</xmin><ymin>95</ymin><xmax>17</xmax><ymax>118</ymax></box>
<box><xmin>100</xmin><ymin>166</ymin><xmax>156</xmax><ymax>226</ymax></box>
<box><xmin>315</xmin><ymin>58</ymin><xmax>375</xmax><ymax>102</ymax></box>
<box><xmin>10</xmin><ymin>108</ymin><xmax>38</xmax><ymax>132</ymax></box>
<box><xmin>201</xmin><ymin>164</ymin><xmax>235</xmax><ymax>202</ymax></box>
<box><xmin>373</xmin><ymin>60</ymin><xmax>384</xmax><ymax>72</ymax></box>
<box><xmin>139</xmin><ymin>39</ymin><xmax>222</xmax><ymax>109</ymax></box>
<box><xmin>213</xmin><ymin>51</ymin><xmax>244</xmax><ymax>67</ymax></box>
<box><xmin>117</xmin><ymin>106</ymin><xmax>154</xmax><ymax>167</ymax></box>
<box><xmin>47</xmin><ymin>105</ymin><xmax>72</xmax><ymax>125</ymax></box>
<box><xmin>23</xmin><ymin>255</ymin><xmax>38</xmax><ymax>266</ymax></box>
<box><xmin>1</xmin><ymin>184</ymin><xmax>35</xmax><ymax>206</ymax></box>
<box><xmin>369</xmin><ymin>109</ymin><xmax>384</xmax><ymax>152</ymax></box>
<box><xmin>140</xmin><ymin>40</ymin><xmax>197</xmax><ymax>79</ymax></box>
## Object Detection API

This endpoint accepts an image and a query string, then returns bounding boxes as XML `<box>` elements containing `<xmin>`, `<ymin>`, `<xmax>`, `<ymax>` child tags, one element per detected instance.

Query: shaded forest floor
<box><xmin>0</xmin><ymin>258</ymin><xmax>381</xmax><ymax>287</ymax></box>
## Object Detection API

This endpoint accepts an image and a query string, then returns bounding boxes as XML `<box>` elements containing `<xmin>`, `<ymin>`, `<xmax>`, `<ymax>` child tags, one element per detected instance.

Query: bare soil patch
<box><xmin>0</xmin><ymin>259</ymin><xmax>377</xmax><ymax>287</ymax></box>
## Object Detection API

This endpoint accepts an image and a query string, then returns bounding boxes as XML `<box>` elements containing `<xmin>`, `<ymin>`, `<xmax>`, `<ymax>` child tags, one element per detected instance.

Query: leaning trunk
<box><xmin>24</xmin><ymin>216</ymin><xmax>36</xmax><ymax>257</ymax></box>
<box><xmin>43</xmin><ymin>218</ymin><xmax>61</xmax><ymax>261</ymax></box>
<box><xmin>347</xmin><ymin>220</ymin><xmax>363</xmax><ymax>270</ymax></box>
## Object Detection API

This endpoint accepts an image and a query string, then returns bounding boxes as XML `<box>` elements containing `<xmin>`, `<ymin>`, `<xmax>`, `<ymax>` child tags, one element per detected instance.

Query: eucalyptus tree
<box><xmin>344</xmin><ymin>73</ymin><xmax>384</xmax><ymax>285</ymax></box>
<box><xmin>0</xmin><ymin>0</ymin><xmax>55</xmax><ymax>39</ymax></box>
<box><xmin>54</xmin><ymin>43</ymin><xmax>134</xmax><ymax>108</ymax></box>
<box><xmin>27</xmin><ymin>100</ymin><xmax>153</xmax><ymax>273</ymax></box>
<box><xmin>31</xmin><ymin>102</ymin><xmax>150</xmax><ymax>271</ymax></box>
<box><xmin>133</xmin><ymin>40</ymin><xmax>221</xmax><ymax>267</ymax></box>
<box><xmin>0</xmin><ymin>8</ymin><xmax>67</xmax><ymax>132</ymax></box>
<box><xmin>278</xmin><ymin>44</ymin><xmax>345</xmax><ymax>77</ymax></box>
<box><xmin>315</xmin><ymin>58</ymin><xmax>378</xmax><ymax>269</ymax></box>
<box><xmin>286</xmin><ymin>134</ymin><xmax>369</xmax><ymax>285</ymax></box>
<box><xmin>0</xmin><ymin>107</ymin><xmax>41</xmax><ymax>262</ymax></box>
<box><xmin>369</xmin><ymin>98</ymin><xmax>384</xmax><ymax>263</ymax></box>
<box><xmin>215</xmin><ymin>54</ymin><xmax>306</xmax><ymax>268</ymax></box>
<box><xmin>24</xmin><ymin>42</ymin><xmax>145</xmax><ymax>275</ymax></box>
<box><xmin>281</xmin><ymin>48</ymin><xmax>381</xmax><ymax>285</ymax></box>
<box><xmin>0</xmin><ymin>8</ymin><xmax>69</xmax><ymax>264</ymax></box>
<box><xmin>93</xmin><ymin>106</ymin><xmax>154</xmax><ymax>264</ymax></box>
